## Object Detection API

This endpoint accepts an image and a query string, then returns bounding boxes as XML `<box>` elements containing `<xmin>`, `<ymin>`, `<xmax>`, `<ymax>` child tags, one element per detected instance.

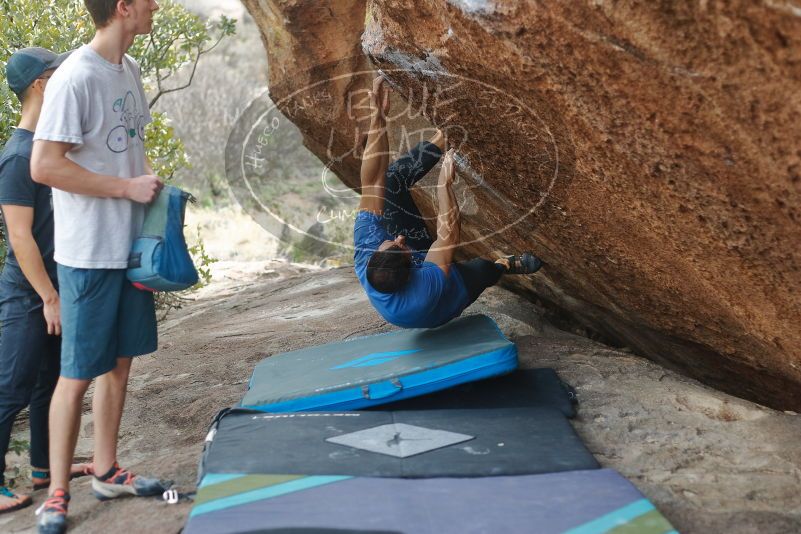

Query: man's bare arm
<box><xmin>31</xmin><ymin>140</ymin><xmax>162</xmax><ymax>203</ymax></box>
<box><xmin>2</xmin><ymin>205</ymin><xmax>61</xmax><ymax>334</ymax></box>
<box><xmin>359</xmin><ymin>76</ymin><xmax>390</xmax><ymax>215</ymax></box>
<box><xmin>424</xmin><ymin>149</ymin><xmax>460</xmax><ymax>276</ymax></box>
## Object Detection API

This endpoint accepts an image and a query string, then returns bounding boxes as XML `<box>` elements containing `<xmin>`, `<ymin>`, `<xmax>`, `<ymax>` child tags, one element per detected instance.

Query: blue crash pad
<box><xmin>241</xmin><ymin>314</ymin><xmax>518</xmax><ymax>411</ymax></box>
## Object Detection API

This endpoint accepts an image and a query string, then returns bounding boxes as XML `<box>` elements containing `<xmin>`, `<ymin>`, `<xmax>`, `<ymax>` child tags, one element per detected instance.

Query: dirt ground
<box><xmin>3</xmin><ymin>261</ymin><xmax>800</xmax><ymax>533</ymax></box>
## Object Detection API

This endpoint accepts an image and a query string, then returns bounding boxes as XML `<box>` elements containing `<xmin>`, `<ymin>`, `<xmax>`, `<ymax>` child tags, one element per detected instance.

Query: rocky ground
<box><xmin>2</xmin><ymin>262</ymin><xmax>800</xmax><ymax>533</ymax></box>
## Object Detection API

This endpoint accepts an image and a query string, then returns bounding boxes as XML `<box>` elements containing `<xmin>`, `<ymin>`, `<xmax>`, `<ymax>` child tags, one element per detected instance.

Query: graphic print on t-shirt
<box><xmin>106</xmin><ymin>90</ymin><xmax>146</xmax><ymax>153</ymax></box>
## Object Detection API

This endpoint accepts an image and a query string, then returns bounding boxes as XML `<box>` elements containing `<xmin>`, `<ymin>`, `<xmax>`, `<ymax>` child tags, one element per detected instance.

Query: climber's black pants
<box><xmin>383</xmin><ymin>141</ymin><xmax>440</xmax><ymax>251</ymax></box>
<box><xmin>383</xmin><ymin>142</ymin><xmax>506</xmax><ymax>306</ymax></box>
<box><xmin>454</xmin><ymin>259</ymin><xmax>506</xmax><ymax>306</ymax></box>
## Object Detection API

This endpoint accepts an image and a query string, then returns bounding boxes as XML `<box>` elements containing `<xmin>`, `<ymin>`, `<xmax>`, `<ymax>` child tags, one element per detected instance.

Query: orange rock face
<box><xmin>242</xmin><ymin>0</ymin><xmax>801</xmax><ymax>410</ymax></box>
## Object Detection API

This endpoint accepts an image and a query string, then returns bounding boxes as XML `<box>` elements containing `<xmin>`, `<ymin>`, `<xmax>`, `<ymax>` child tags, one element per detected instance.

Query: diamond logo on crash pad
<box><xmin>325</xmin><ymin>424</ymin><xmax>474</xmax><ymax>458</ymax></box>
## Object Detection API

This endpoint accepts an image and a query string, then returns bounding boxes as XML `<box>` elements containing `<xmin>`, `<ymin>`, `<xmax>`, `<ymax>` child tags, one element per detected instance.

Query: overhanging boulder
<box><xmin>241</xmin><ymin>0</ymin><xmax>801</xmax><ymax>410</ymax></box>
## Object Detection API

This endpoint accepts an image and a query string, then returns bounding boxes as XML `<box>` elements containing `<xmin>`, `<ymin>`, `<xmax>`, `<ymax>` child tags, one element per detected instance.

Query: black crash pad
<box><xmin>375</xmin><ymin>368</ymin><xmax>578</xmax><ymax>417</ymax></box>
<box><xmin>200</xmin><ymin>407</ymin><xmax>599</xmax><ymax>480</ymax></box>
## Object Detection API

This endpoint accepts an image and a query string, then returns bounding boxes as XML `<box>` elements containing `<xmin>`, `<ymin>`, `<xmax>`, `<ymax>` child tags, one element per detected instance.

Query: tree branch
<box><xmin>157</xmin><ymin>36</ymin><xmax>178</xmax><ymax>63</ymax></box>
<box><xmin>146</xmin><ymin>21</ymin><xmax>231</xmax><ymax>109</ymax></box>
<box><xmin>149</xmin><ymin>41</ymin><xmax>169</xmax><ymax>110</ymax></box>
<box><xmin>200</xmin><ymin>30</ymin><xmax>227</xmax><ymax>55</ymax></box>
<box><xmin>142</xmin><ymin>33</ymin><xmax>155</xmax><ymax>65</ymax></box>
<box><xmin>149</xmin><ymin>46</ymin><xmax>201</xmax><ymax>108</ymax></box>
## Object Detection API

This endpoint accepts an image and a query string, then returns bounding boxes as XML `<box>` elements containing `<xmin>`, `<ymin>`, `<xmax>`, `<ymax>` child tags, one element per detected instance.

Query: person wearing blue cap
<box><xmin>31</xmin><ymin>1</ymin><xmax>168</xmax><ymax>532</ymax></box>
<box><xmin>0</xmin><ymin>47</ymin><xmax>92</xmax><ymax>516</ymax></box>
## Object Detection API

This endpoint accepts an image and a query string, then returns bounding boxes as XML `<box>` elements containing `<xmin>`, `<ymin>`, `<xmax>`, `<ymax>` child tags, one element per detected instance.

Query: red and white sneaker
<box><xmin>91</xmin><ymin>462</ymin><xmax>170</xmax><ymax>501</ymax></box>
<box><xmin>35</xmin><ymin>488</ymin><xmax>69</xmax><ymax>534</ymax></box>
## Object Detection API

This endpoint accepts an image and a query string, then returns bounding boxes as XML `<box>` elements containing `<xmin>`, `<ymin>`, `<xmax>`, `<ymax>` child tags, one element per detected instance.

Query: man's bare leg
<box><xmin>92</xmin><ymin>357</ymin><xmax>131</xmax><ymax>476</ymax></box>
<box><xmin>429</xmin><ymin>129</ymin><xmax>446</xmax><ymax>152</ymax></box>
<box><xmin>48</xmin><ymin>378</ymin><xmax>91</xmax><ymax>493</ymax></box>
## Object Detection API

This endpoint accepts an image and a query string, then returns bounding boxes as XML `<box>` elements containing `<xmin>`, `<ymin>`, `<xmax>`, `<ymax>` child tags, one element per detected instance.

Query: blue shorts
<box><xmin>58</xmin><ymin>265</ymin><xmax>158</xmax><ymax>380</ymax></box>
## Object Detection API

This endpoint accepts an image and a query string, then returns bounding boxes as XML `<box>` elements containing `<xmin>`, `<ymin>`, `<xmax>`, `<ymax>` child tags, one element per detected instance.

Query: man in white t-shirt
<box><xmin>31</xmin><ymin>1</ymin><xmax>167</xmax><ymax>532</ymax></box>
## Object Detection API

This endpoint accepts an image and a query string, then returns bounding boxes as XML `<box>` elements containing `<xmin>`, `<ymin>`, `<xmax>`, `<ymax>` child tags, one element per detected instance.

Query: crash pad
<box><xmin>241</xmin><ymin>314</ymin><xmax>518</xmax><ymax>411</ymax></box>
<box><xmin>198</xmin><ymin>407</ymin><xmax>598</xmax><ymax>480</ymax></box>
<box><xmin>376</xmin><ymin>368</ymin><xmax>579</xmax><ymax>418</ymax></box>
<box><xmin>184</xmin><ymin>468</ymin><xmax>677</xmax><ymax>534</ymax></box>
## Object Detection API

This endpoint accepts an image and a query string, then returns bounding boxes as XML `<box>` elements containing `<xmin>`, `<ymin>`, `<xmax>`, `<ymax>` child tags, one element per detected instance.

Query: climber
<box><xmin>354</xmin><ymin>76</ymin><xmax>543</xmax><ymax>328</ymax></box>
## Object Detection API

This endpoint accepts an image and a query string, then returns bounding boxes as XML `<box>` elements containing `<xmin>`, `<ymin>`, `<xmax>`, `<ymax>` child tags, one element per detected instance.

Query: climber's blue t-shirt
<box><xmin>354</xmin><ymin>210</ymin><xmax>468</xmax><ymax>328</ymax></box>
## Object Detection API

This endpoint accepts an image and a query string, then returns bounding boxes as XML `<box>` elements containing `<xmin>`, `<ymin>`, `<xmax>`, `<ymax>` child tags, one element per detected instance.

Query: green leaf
<box><xmin>0</xmin><ymin>0</ymin><xmax>235</xmax><ymax>297</ymax></box>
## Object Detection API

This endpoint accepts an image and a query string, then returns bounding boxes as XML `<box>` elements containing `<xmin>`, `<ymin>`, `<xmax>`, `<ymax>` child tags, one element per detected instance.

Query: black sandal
<box><xmin>0</xmin><ymin>486</ymin><xmax>32</xmax><ymax>514</ymax></box>
<box><xmin>504</xmin><ymin>252</ymin><xmax>543</xmax><ymax>274</ymax></box>
<box><xmin>32</xmin><ymin>464</ymin><xmax>94</xmax><ymax>491</ymax></box>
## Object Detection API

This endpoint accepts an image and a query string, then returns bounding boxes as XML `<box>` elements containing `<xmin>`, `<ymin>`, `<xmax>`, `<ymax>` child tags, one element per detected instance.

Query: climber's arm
<box><xmin>359</xmin><ymin>76</ymin><xmax>390</xmax><ymax>215</ymax></box>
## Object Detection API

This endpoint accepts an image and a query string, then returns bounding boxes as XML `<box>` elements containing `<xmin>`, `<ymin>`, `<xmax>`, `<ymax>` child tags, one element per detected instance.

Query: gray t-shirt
<box><xmin>34</xmin><ymin>44</ymin><xmax>151</xmax><ymax>269</ymax></box>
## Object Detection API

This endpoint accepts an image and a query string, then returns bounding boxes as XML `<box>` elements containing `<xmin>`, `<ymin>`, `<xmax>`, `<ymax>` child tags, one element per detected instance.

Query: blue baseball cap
<box><xmin>5</xmin><ymin>47</ymin><xmax>72</xmax><ymax>98</ymax></box>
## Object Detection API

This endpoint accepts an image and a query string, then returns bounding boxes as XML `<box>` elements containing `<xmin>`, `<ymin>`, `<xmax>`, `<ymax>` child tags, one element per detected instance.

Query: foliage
<box><xmin>0</xmin><ymin>0</ymin><xmax>92</xmax><ymax>145</ymax></box>
<box><xmin>154</xmin><ymin>226</ymin><xmax>218</xmax><ymax>320</ymax></box>
<box><xmin>189</xmin><ymin>226</ymin><xmax>217</xmax><ymax>287</ymax></box>
<box><xmin>146</xmin><ymin>111</ymin><xmax>189</xmax><ymax>180</ymax></box>
<box><xmin>0</xmin><ymin>0</ymin><xmax>236</xmax><ymax>147</ymax></box>
<box><xmin>4</xmin><ymin>437</ymin><xmax>30</xmax><ymax>489</ymax></box>
<box><xmin>135</xmin><ymin>1</ymin><xmax>236</xmax><ymax>109</ymax></box>
<box><xmin>7</xmin><ymin>437</ymin><xmax>27</xmax><ymax>456</ymax></box>
<box><xmin>0</xmin><ymin>0</ymin><xmax>235</xmax><ymax>306</ymax></box>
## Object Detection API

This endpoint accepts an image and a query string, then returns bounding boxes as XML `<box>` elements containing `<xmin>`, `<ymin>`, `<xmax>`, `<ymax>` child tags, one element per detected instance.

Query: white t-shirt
<box><xmin>34</xmin><ymin>44</ymin><xmax>152</xmax><ymax>269</ymax></box>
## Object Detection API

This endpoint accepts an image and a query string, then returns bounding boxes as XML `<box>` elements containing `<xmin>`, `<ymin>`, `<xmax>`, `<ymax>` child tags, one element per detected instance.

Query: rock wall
<box><xmin>241</xmin><ymin>0</ymin><xmax>801</xmax><ymax>410</ymax></box>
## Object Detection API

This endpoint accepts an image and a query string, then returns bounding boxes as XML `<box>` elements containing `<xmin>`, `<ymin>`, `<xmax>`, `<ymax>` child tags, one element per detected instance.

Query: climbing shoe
<box><xmin>503</xmin><ymin>252</ymin><xmax>543</xmax><ymax>274</ymax></box>
<box><xmin>0</xmin><ymin>485</ymin><xmax>32</xmax><ymax>514</ymax></box>
<box><xmin>92</xmin><ymin>462</ymin><xmax>171</xmax><ymax>501</ymax></box>
<box><xmin>35</xmin><ymin>488</ymin><xmax>69</xmax><ymax>534</ymax></box>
